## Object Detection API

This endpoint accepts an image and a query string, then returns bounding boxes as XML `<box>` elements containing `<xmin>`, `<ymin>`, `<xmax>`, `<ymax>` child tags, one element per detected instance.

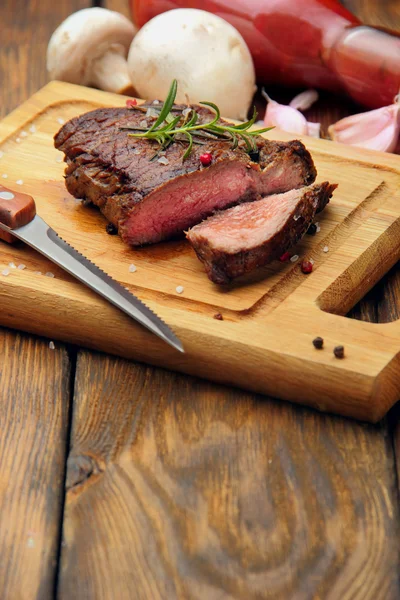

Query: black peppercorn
<box><xmin>334</xmin><ymin>345</ymin><xmax>345</xmax><ymax>359</ymax></box>
<box><xmin>106</xmin><ymin>223</ymin><xmax>118</xmax><ymax>235</ymax></box>
<box><xmin>307</xmin><ymin>223</ymin><xmax>317</xmax><ymax>236</ymax></box>
<box><xmin>312</xmin><ymin>336</ymin><xmax>324</xmax><ymax>349</ymax></box>
<box><xmin>213</xmin><ymin>313</ymin><xmax>223</xmax><ymax>321</ymax></box>
<box><xmin>248</xmin><ymin>149</ymin><xmax>260</xmax><ymax>162</ymax></box>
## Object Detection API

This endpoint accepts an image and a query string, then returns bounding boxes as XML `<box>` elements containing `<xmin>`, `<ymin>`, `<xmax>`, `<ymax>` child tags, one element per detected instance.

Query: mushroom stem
<box><xmin>90</xmin><ymin>46</ymin><xmax>135</xmax><ymax>95</ymax></box>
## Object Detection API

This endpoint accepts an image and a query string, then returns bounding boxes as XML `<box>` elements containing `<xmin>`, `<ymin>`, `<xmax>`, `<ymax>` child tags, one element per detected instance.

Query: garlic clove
<box><xmin>289</xmin><ymin>89</ymin><xmax>319</xmax><ymax>111</ymax></box>
<box><xmin>263</xmin><ymin>92</ymin><xmax>308</xmax><ymax>135</ymax></box>
<box><xmin>328</xmin><ymin>104</ymin><xmax>400</xmax><ymax>153</ymax></box>
<box><xmin>307</xmin><ymin>121</ymin><xmax>321</xmax><ymax>138</ymax></box>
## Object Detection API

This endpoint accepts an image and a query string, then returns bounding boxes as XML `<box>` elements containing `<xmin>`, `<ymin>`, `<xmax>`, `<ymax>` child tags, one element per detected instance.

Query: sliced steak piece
<box><xmin>54</xmin><ymin>104</ymin><xmax>317</xmax><ymax>246</ymax></box>
<box><xmin>186</xmin><ymin>182</ymin><xmax>337</xmax><ymax>284</ymax></box>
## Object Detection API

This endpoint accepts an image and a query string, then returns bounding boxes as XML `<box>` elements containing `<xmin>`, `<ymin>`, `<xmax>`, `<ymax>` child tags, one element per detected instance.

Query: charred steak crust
<box><xmin>54</xmin><ymin>104</ymin><xmax>317</xmax><ymax>246</ymax></box>
<box><xmin>186</xmin><ymin>182</ymin><xmax>337</xmax><ymax>285</ymax></box>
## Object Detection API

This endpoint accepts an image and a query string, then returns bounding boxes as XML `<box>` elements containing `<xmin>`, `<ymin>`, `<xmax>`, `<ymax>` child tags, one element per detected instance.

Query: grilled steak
<box><xmin>54</xmin><ymin>104</ymin><xmax>317</xmax><ymax>246</ymax></box>
<box><xmin>186</xmin><ymin>182</ymin><xmax>337</xmax><ymax>284</ymax></box>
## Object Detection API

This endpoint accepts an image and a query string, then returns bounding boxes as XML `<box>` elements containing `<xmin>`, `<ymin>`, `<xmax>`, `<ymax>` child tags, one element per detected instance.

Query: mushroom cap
<box><xmin>127</xmin><ymin>8</ymin><xmax>256</xmax><ymax>121</ymax></box>
<box><xmin>47</xmin><ymin>7</ymin><xmax>137</xmax><ymax>85</ymax></box>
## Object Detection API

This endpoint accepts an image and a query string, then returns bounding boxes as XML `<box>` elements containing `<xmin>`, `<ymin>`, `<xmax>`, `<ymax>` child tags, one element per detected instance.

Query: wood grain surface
<box><xmin>0</xmin><ymin>1</ymin><xmax>82</xmax><ymax>598</ymax></box>
<box><xmin>59</xmin><ymin>351</ymin><xmax>400</xmax><ymax>600</ymax></box>
<box><xmin>1</xmin><ymin>0</ymin><xmax>400</xmax><ymax>598</ymax></box>
<box><xmin>0</xmin><ymin>332</ymin><xmax>70</xmax><ymax>600</ymax></box>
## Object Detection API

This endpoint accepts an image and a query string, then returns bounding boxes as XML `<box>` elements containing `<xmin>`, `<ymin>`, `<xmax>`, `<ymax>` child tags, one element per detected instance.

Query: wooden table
<box><xmin>1</xmin><ymin>1</ymin><xmax>400</xmax><ymax>598</ymax></box>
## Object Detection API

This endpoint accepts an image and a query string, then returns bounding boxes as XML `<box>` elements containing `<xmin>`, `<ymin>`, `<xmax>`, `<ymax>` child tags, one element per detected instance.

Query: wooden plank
<box><xmin>58</xmin><ymin>351</ymin><xmax>400</xmax><ymax>599</ymax></box>
<box><xmin>104</xmin><ymin>0</ymin><xmax>131</xmax><ymax>19</ymax></box>
<box><xmin>0</xmin><ymin>0</ymin><xmax>92</xmax><ymax>119</ymax></box>
<box><xmin>0</xmin><ymin>331</ymin><xmax>70</xmax><ymax>599</ymax></box>
<box><xmin>0</xmin><ymin>1</ymin><xmax>86</xmax><ymax>598</ymax></box>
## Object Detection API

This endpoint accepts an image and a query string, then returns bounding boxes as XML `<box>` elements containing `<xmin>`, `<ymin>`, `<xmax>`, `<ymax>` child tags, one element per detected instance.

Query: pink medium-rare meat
<box><xmin>54</xmin><ymin>103</ymin><xmax>317</xmax><ymax>246</ymax></box>
<box><xmin>186</xmin><ymin>182</ymin><xmax>337</xmax><ymax>284</ymax></box>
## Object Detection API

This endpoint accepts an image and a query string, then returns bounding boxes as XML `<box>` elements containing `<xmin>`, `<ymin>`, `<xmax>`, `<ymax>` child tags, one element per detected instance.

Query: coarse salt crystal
<box><xmin>293</xmin><ymin>214</ymin><xmax>300</xmax><ymax>221</ymax></box>
<box><xmin>152</xmin><ymin>100</ymin><xmax>160</xmax><ymax>105</ymax></box>
<box><xmin>315</xmin><ymin>222</ymin><xmax>321</xmax><ymax>233</ymax></box>
<box><xmin>182</xmin><ymin>107</ymin><xmax>192</xmax><ymax>117</ymax></box>
<box><xmin>128</xmin><ymin>264</ymin><xmax>137</xmax><ymax>273</ymax></box>
<box><xmin>176</xmin><ymin>285</ymin><xmax>184</xmax><ymax>294</ymax></box>
<box><xmin>309</xmin><ymin>258</ymin><xmax>315</xmax><ymax>265</ymax></box>
<box><xmin>56</xmin><ymin>156</ymin><xmax>63</xmax><ymax>163</ymax></box>
<box><xmin>34</xmin><ymin>271</ymin><xmax>42</xmax><ymax>275</ymax></box>
<box><xmin>29</xmin><ymin>125</ymin><xmax>36</xmax><ymax>133</ymax></box>
<box><xmin>132</xmin><ymin>148</ymin><xmax>140</xmax><ymax>155</ymax></box>
<box><xmin>290</xmin><ymin>254</ymin><xmax>299</xmax><ymax>262</ymax></box>
<box><xmin>158</xmin><ymin>156</ymin><xmax>169</xmax><ymax>165</ymax></box>
<box><xmin>57</xmin><ymin>118</ymin><xmax>65</xmax><ymax>125</ymax></box>
<box><xmin>139</xmin><ymin>119</ymin><xmax>148</xmax><ymax>127</ymax></box>
<box><xmin>20</xmin><ymin>131</ymin><xmax>27</xmax><ymax>138</ymax></box>
<box><xmin>146</xmin><ymin>107</ymin><xmax>159</xmax><ymax>119</ymax></box>
<box><xmin>323</xmin><ymin>246</ymin><xmax>329</xmax><ymax>253</ymax></box>
<box><xmin>17</xmin><ymin>264</ymin><xmax>26</xmax><ymax>270</ymax></box>
<box><xmin>45</xmin><ymin>272</ymin><xmax>55</xmax><ymax>277</ymax></box>
<box><xmin>16</xmin><ymin>138</ymin><xmax>21</xmax><ymax>143</ymax></box>
<box><xmin>8</xmin><ymin>262</ymin><xmax>16</xmax><ymax>269</ymax></box>
<box><xmin>1</xmin><ymin>269</ymin><xmax>10</xmax><ymax>276</ymax></box>
<box><xmin>2</xmin><ymin>174</ymin><xmax>8</xmax><ymax>178</ymax></box>
<box><xmin>49</xmin><ymin>341</ymin><xmax>55</xmax><ymax>350</ymax></box>
<box><xmin>16</xmin><ymin>179</ymin><xmax>23</xmax><ymax>185</ymax></box>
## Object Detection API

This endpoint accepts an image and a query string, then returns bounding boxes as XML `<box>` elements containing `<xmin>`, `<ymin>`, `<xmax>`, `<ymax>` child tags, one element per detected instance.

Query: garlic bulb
<box><xmin>263</xmin><ymin>90</ymin><xmax>320</xmax><ymax>138</ymax></box>
<box><xmin>328</xmin><ymin>100</ymin><xmax>400</xmax><ymax>153</ymax></box>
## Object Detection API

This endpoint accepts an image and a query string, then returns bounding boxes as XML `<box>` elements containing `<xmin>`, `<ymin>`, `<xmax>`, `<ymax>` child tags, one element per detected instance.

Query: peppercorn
<box><xmin>312</xmin><ymin>337</ymin><xmax>324</xmax><ymax>349</ymax></box>
<box><xmin>106</xmin><ymin>223</ymin><xmax>118</xmax><ymax>235</ymax></box>
<box><xmin>301</xmin><ymin>260</ymin><xmax>313</xmax><ymax>274</ymax></box>
<box><xmin>248</xmin><ymin>149</ymin><xmax>260</xmax><ymax>162</ymax></box>
<box><xmin>334</xmin><ymin>345</ymin><xmax>345</xmax><ymax>359</ymax></box>
<box><xmin>213</xmin><ymin>313</ymin><xmax>223</xmax><ymax>320</ymax></box>
<box><xmin>279</xmin><ymin>251</ymin><xmax>291</xmax><ymax>262</ymax></box>
<box><xmin>200</xmin><ymin>152</ymin><xmax>213</xmax><ymax>166</ymax></box>
<box><xmin>307</xmin><ymin>223</ymin><xmax>317</xmax><ymax>236</ymax></box>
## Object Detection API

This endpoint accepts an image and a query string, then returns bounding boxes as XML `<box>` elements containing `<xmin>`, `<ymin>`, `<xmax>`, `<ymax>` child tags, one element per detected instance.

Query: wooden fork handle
<box><xmin>0</xmin><ymin>184</ymin><xmax>36</xmax><ymax>243</ymax></box>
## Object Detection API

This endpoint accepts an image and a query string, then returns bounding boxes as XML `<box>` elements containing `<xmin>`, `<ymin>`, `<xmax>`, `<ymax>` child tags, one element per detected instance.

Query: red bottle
<box><xmin>131</xmin><ymin>0</ymin><xmax>400</xmax><ymax>109</ymax></box>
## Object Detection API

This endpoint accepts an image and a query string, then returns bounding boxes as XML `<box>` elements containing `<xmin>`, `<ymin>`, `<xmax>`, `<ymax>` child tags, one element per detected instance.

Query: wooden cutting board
<box><xmin>0</xmin><ymin>81</ymin><xmax>400</xmax><ymax>422</ymax></box>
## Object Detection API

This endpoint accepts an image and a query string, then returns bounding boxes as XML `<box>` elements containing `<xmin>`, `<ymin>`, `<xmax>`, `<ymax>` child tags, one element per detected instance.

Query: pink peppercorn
<box><xmin>301</xmin><ymin>260</ymin><xmax>313</xmax><ymax>274</ymax></box>
<box><xmin>200</xmin><ymin>152</ymin><xmax>213</xmax><ymax>166</ymax></box>
<box><xmin>279</xmin><ymin>252</ymin><xmax>291</xmax><ymax>262</ymax></box>
<box><xmin>126</xmin><ymin>99</ymin><xmax>138</xmax><ymax>108</ymax></box>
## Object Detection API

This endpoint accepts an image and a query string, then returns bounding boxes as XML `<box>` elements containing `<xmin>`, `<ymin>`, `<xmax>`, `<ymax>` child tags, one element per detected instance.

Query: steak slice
<box><xmin>186</xmin><ymin>182</ymin><xmax>337</xmax><ymax>284</ymax></box>
<box><xmin>54</xmin><ymin>104</ymin><xmax>317</xmax><ymax>246</ymax></box>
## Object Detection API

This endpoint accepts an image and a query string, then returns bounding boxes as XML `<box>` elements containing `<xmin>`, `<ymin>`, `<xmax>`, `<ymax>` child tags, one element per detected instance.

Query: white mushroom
<box><xmin>47</xmin><ymin>8</ymin><xmax>137</xmax><ymax>95</ymax></box>
<box><xmin>127</xmin><ymin>8</ymin><xmax>256</xmax><ymax>121</ymax></box>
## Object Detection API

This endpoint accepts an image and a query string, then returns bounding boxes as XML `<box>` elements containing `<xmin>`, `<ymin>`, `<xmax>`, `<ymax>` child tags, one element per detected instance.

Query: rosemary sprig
<box><xmin>123</xmin><ymin>79</ymin><xmax>274</xmax><ymax>160</ymax></box>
